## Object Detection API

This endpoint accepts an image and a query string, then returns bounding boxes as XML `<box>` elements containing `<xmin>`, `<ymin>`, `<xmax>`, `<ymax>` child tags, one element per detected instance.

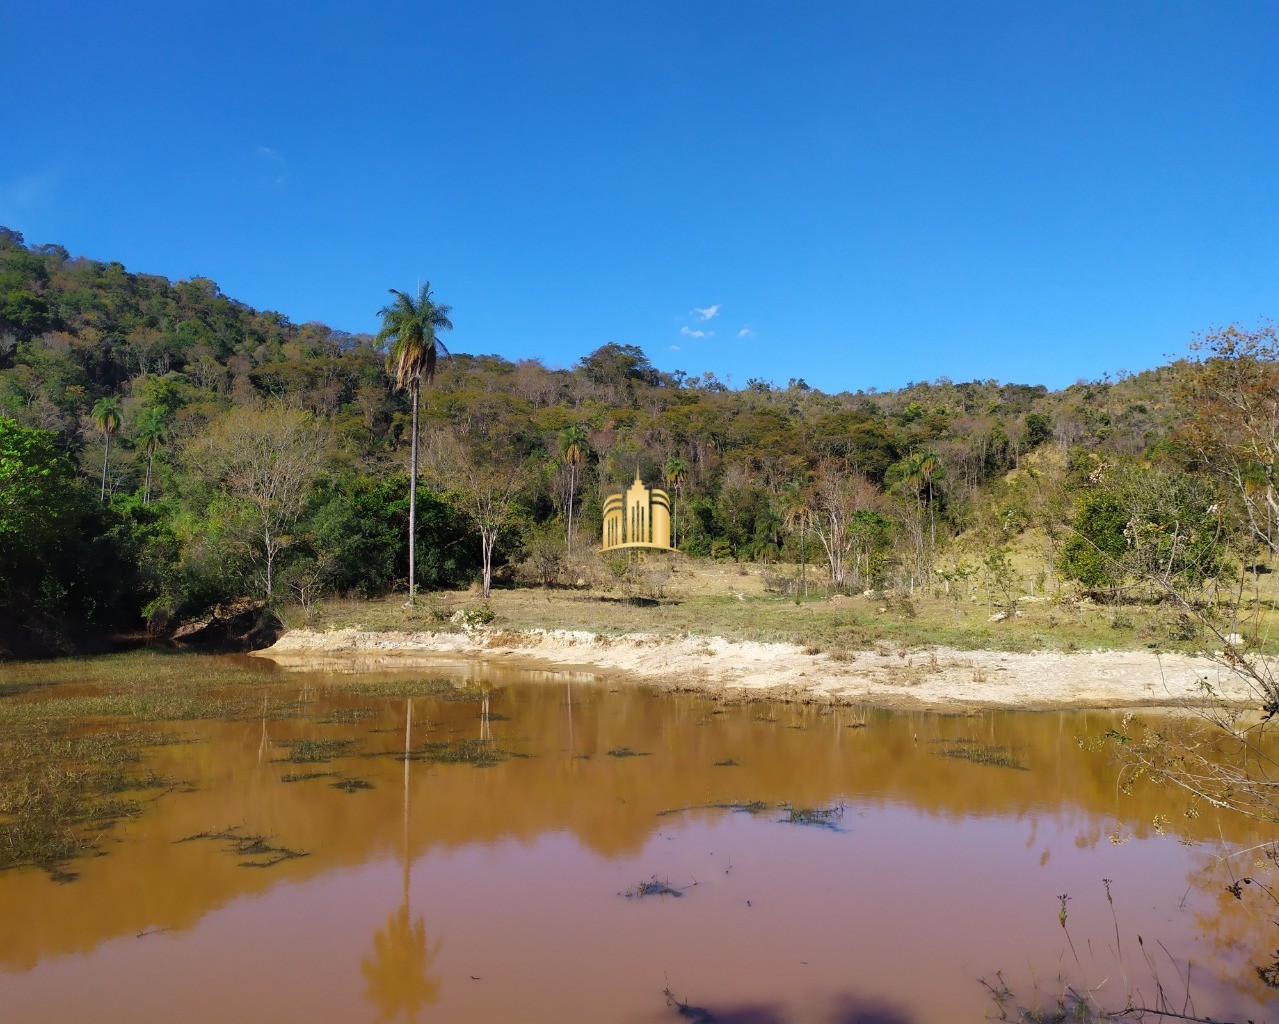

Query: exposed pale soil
<box><xmin>254</xmin><ymin>626</ymin><xmax>1256</xmax><ymax>711</ymax></box>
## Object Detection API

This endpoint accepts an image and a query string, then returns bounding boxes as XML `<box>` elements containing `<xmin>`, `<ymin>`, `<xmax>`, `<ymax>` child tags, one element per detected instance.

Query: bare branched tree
<box><xmin>809</xmin><ymin>460</ymin><xmax>879</xmax><ymax>591</ymax></box>
<box><xmin>186</xmin><ymin>403</ymin><xmax>329</xmax><ymax>601</ymax></box>
<box><xmin>424</xmin><ymin>428</ymin><xmax>528</xmax><ymax>600</ymax></box>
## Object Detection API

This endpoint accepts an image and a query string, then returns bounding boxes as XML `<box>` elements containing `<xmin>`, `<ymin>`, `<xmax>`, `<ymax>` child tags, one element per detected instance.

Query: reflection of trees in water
<box><xmin>1186</xmin><ymin>844</ymin><xmax>1279</xmax><ymax>1004</ymax></box>
<box><xmin>361</xmin><ymin>903</ymin><xmax>443</xmax><ymax>1023</ymax></box>
<box><xmin>361</xmin><ymin>696</ymin><xmax>443</xmax><ymax>1023</ymax></box>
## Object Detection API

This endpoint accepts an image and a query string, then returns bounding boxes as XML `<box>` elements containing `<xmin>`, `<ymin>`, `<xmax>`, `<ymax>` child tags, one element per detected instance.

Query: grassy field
<box><xmin>295</xmin><ymin>557</ymin><xmax>1260</xmax><ymax>657</ymax></box>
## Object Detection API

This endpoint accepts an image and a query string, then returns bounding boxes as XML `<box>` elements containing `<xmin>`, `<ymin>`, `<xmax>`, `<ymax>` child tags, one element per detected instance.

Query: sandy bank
<box><xmin>253</xmin><ymin>627</ymin><xmax>1257</xmax><ymax>711</ymax></box>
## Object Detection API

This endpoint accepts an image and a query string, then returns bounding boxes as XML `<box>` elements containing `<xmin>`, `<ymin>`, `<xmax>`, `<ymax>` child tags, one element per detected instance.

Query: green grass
<box><xmin>300</xmin><ymin>566</ymin><xmax>1246</xmax><ymax>656</ymax></box>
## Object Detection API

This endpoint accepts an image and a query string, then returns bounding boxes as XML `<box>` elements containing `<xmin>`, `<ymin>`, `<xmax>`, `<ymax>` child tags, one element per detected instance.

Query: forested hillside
<box><xmin>1</xmin><ymin>226</ymin><xmax>1269</xmax><ymax>654</ymax></box>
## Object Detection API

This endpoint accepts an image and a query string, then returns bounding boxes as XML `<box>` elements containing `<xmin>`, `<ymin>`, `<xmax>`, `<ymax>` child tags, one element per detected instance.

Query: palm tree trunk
<box><xmin>801</xmin><ymin>517</ymin><xmax>807</xmax><ymax>598</ymax></box>
<box><xmin>100</xmin><ymin>432</ymin><xmax>110</xmax><ymax>502</ymax></box>
<box><xmin>144</xmin><ymin>448</ymin><xmax>154</xmax><ymax>505</ymax></box>
<box><xmin>566</xmin><ymin>462</ymin><xmax>576</xmax><ymax>556</ymax></box>
<box><xmin>408</xmin><ymin>382</ymin><xmax>419</xmax><ymax>603</ymax></box>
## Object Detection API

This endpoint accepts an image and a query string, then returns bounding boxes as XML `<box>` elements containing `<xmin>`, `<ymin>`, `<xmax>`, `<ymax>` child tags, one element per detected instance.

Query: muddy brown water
<box><xmin>1</xmin><ymin>655</ymin><xmax>1276</xmax><ymax>1023</ymax></box>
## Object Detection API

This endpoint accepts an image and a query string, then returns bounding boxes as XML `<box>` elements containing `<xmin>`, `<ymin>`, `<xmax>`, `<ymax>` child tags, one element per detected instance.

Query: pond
<box><xmin>0</xmin><ymin>652</ymin><xmax>1274</xmax><ymax>1023</ymax></box>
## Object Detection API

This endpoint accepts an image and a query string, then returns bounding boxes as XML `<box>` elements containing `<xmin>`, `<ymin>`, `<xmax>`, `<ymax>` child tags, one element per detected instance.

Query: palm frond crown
<box><xmin>376</xmin><ymin>284</ymin><xmax>454</xmax><ymax>392</ymax></box>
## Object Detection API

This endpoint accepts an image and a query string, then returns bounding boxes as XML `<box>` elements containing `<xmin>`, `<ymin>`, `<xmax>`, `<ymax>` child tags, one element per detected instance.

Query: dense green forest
<box><xmin>1</xmin><ymin>226</ymin><xmax>1273</xmax><ymax>655</ymax></box>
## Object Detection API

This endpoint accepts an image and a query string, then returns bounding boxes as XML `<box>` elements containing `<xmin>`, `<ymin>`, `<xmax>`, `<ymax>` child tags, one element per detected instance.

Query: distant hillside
<box><xmin>0</xmin><ymin>225</ymin><xmax>1248</xmax><ymax>656</ymax></box>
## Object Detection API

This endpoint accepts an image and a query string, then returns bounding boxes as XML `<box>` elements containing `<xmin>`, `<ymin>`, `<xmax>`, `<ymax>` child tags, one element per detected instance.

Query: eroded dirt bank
<box><xmin>254</xmin><ymin>627</ymin><xmax>1255</xmax><ymax>710</ymax></box>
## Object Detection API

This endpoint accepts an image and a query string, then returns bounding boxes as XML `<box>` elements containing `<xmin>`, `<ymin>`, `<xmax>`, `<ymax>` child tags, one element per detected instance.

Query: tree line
<box><xmin>0</xmin><ymin>226</ymin><xmax>1273</xmax><ymax>653</ymax></box>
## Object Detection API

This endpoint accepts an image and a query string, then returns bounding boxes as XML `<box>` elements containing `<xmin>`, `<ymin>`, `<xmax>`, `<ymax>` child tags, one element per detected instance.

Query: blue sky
<box><xmin>3</xmin><ymin>1</ymin><xmax>1277</xmax><ymax>392</ymax></box>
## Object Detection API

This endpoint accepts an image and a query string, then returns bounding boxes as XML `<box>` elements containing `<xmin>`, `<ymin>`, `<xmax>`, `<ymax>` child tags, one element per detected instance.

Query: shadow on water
<box><xmin>665</xmin><ymin>987</ymin><xmax>916</xmax><ymax>1024</ymax></box>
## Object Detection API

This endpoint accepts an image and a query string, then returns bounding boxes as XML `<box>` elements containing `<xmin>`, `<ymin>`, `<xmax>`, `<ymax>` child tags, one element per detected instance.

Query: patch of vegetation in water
<box><xmin>606</xmin><ymin>746</ymin><xmax>651</xmax><ymax>758</ymax></box>
<box><xmin>621</xmin><ymin>876</ymin><xmax>685</xmax><ymax>898</ymax></box>
<box><xmin>331</xmin><ymin>777</ymin><xmax>374</xmax><ymax>793</ymax></box>
<box><xmin>0</xmin><ymin>652</ymin><xmax>310</xmax><ymax>725</ymax></box>
<box><xmin>0</xmin><ymin>692</ymin><xmax>252</xmax><ymax>724</ymax></box>
<box><xmin>339</xmin><ymin>678</ymin><xmax>487</xmax><ymax>701</ymax></box>
<box><xmin>780</xmin><ymin>804</ymin><xmax>845</xmax><ymax>829</ymax></box>
<box><xmin>280</xmin><ymin>770</ymin><xmax>338</xmax><ymax>783</ymax></box>
<box><xmin>712</xmin><ymin>758</ymin><xmax>740</xmax><ymax>767</ymax></box>
<box><xmin>0</xmin><ymin>722</ymin><xmax>179</xmax><ymax>876</ymax></box>
<box><xmin>932</xmin><ymin>740</ymin><xmax>1027</xmax><ymax>770</ymax></box>
<box><xmin>411</xmin><ymin>738</ymin><xmax>523</xmax><ymax>767</ymax></box>
<box><xmin>281</xmin><ymin>738</ymin><xmax>354</xmax><ymax>763</ymax></box>
<box><xmin>176</xmin><ymin>827</ymin><xmax>308</xmax><ymax>867</ymax></box>
<box><xmin>313</xmin><ymin>707</ymin><xmax>377</xmax><ymax>724</ymax></box>
<box><xmin>657</xmin><ymin>800</ymin><xmax>770</xmax><ymax>818</ymax></box>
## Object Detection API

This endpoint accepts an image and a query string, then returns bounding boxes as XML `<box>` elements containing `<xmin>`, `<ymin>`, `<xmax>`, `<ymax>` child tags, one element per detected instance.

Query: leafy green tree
<box><xmin>1023</xmin><ymin>412</ymin><xmax>1053</xmax><ymax>449</ymax></box>
<box><xmin>377</xmin><ymin>284</ymin><xmax>453</xmax><ymax>603</ymax></box>
<box><xmin>0</xmin><ymin>417</ymin><xmax>74</xmax><ymax>547</ymax></box>
<box><xmin>0</xmin><ymin>418</ymin><xmax>140</xmax><ymax>647</ymax></box>
<box><xmin>309</xmin><ymin>475</ymin><xmax>477</xmax><ymax>595</ymax></box>
<box><xmin>1062</xmin><ymin>492</ymin><xmax>1129</xmax><ymax>595</ymax></box>
<box><xmin>91</xmin><ymin>395</ymin><xmax>123</xmax><ymax>501</ymax></box>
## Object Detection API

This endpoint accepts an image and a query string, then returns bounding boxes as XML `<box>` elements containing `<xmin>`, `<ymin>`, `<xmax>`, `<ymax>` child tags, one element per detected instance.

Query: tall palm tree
<box><xmin>782</xmin><ymin>478</ymin><xmax>813</xmax><ymax>599</ymax></box>
<box><xmin>134</xmin><ymin>406</ymin><xmax>169</xmax><ymax>504</ymax></box>
<box><xmin>92</xmin><ymin>396</ymin><xmax>123</xmax><ymax>502</ymax></box>
<box><xmin>377</xmin><ymin>284</ymin><xmax>453</xmax><ymax>603</ymax></box>
<box><xmin>663</xmin><ymin>455</ymin><xmax>689</xmax><ymax>549</ymax></box>
<box><xmin>558</xmin><ymin>423</ymin><xmax>590</xmax><ymax>556</ymax></box>
<box><xmin>908</xmin><ymin>451</ymin><xmax>942</xmax><ymax>548</ymax></box>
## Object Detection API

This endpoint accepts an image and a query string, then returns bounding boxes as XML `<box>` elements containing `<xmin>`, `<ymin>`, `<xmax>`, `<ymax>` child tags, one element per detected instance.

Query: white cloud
<box><xmin>669</xmin><ymin>345</ymin><xmax>681</xmax><ymax>351</ymax></box>
<box><xmin>694</xmin><ymin>304</ymin><xmax>721</xmax><ymax>321</ymax></box>
<box><xmin>253</xmin><ymin>146</ymin><xmax>289</xmax><ymax>185</ymax></box>
<box><xmin>738</xmin><ymin>326</ymin><xmax>756</xmax><ymax>338</ymax></box>
<box><xmin>681</xmin><ymin>326</ymin><xmax>714</xmax><ymax>339</ymax></box>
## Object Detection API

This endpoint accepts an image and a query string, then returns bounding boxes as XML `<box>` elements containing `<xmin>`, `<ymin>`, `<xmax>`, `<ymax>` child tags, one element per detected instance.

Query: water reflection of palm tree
<box><xmin>361</xmin><ymin>698</ymin><xmax>442</xmax><ymax>1022</ymax></box>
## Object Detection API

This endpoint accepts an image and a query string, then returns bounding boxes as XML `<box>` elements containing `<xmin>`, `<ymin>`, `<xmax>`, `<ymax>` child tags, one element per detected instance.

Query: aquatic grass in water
<box><xmin>337</xmin><ymin>678</ymin><xmax>487</xmax><ymax>701</ymax></box>
<box><xmin>932</xmin><ymin>739</ymin><xmax>1028</xmax><ymax>771</ymax></box>
<box><xmin>281</xmin><ymin>738</ymin><xmax>354</xmax><ymax>763</ymax></box>
<box><xmin>0</xmin><ymin>721</ymin><xmax>181</xmax><ymax>874</ymax></box>
<box><xmin>280</xmin><ymin>771</ymin><xmax>338</xmax><ymax>783</ymax></box>
<box><xmin>330</xmin><ymin>777</ymin><xmax>374</xmax><ymax>793</ymax></box>
<box><xmin>313</xmin><ymin>707</ymin><xmax>377</xmax><ymax>724</ymax></box>
<box><xmin>606</xmin><ymin>747</ymin><xmax>651</xmax><ymax>758</ymax></box>
<box><xmin>411</xmin><ymin>738</ymin><xmax>521</xmax><ymax>767</ymax></box>
<box><xmin>621</xmin><ymin>876</ymin><xmax>685</xmax><ymax>899</ymax></box>
<box><xmin>656</xmin><ymin>800</ymin><xmax>770</xmax><ymax>818</ymax></box>
<box><xmin>780</xmin><ymin>804</ymin><xmax>845</xmax><ymax>829</ymax></box>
